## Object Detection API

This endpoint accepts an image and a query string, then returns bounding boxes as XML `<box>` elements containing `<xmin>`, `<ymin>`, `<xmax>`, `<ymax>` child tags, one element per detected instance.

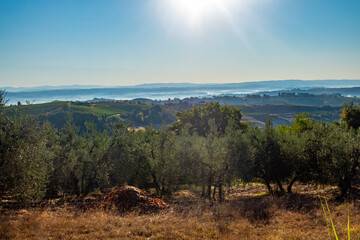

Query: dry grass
<box><xmin>1</xmin><ymin>184</ymin><xmax>360</xmax><ymax>240</ymax></box>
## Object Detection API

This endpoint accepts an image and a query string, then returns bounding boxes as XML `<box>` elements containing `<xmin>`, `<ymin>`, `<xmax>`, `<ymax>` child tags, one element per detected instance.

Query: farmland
<box><xmin>5</xmin><ymin>100</ymin><xmax>343</xmax><ymax>130</ymax></box>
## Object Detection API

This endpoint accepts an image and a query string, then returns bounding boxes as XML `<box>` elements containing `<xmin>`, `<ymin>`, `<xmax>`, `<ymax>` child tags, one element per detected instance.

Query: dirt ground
<box><xmin>1</xmin><ymin>184</ymin><xmax>360</xmax><ymax>240</ymax></box>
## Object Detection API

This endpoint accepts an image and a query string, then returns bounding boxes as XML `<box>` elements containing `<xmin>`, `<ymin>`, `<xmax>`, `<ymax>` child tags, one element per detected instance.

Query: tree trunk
<box><xmin>339</xmin><ymin>153</ymin><xmax>359</xmax><ymax>199</ymax></box>
<box><xmin>151</xmin><ymin>172</ymin><xmax>161</xmax><ymax>196</ymax></box>
<box><xmin>201</xmin><ymin>184</ymin><xmax>206</xmax><ymax>198</ymax></box>
<box><xmin>71</xmin><ymin>172</ymin><xmax>80</xmax><ymax>196</ymax></box>
<box><xmin>339</xmin><ymin>176</ymin><xmax>351</xmax><ymax>199</ymax></box>
<box><xmin>207</xmin><ymin>184</ymin><xmax>212</xmax><ymax>199</ymax></box>
<box><xmin>81</xmin><ymin>164</ymin><xmax>86</xmax><ymax>195</ymax></box>
<box><xmin>218</xmin><ymin>183</ymin><xmax>223</xmax><ymax>202</ymax></box>
<box><xmin>160</xmin><ymin>178</ymin><xmax>166</xmax><ymax>197</ymax></box>
<box><xmin>212</xmin><ymin>185</ymin><xmax>216</xmax><ymax>200</ymax></box>
<box><xmin>287</xmin><ymin>177</ymin><xmax>297</xmax><ymax>193</ymax></box>
<box><xmin>265</xmin><ymin>180</ymin><xmax>273</xmax><ymax>194</ymax></box>
<box><xmin>276</xmin><ymin>180</ymin><xmax>285</xmax><ymax>193</ymax></box>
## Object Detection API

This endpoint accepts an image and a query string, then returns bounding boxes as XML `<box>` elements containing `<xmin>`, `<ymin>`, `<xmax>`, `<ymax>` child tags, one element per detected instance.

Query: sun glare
<box><xmin>155</xmin><ymin>0</ymin><xmax>245</xmax><ymax>31</ymax></box>
<box><xmin>168</xmin><ymin>0</ymin><xmax>225</xmax><ymax>25</ymax></box>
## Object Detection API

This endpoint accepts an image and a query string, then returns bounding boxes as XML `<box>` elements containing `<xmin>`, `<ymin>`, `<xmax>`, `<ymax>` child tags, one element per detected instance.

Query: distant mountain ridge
<box><xmin>2</xmin><ymin>80</ymin><xmax>360</xmax><ymax>104</ymax></box>
<box><xmin>3</xmin><ymin>80</ymin><xmax>360</xmax><ymax>92</ymax></box>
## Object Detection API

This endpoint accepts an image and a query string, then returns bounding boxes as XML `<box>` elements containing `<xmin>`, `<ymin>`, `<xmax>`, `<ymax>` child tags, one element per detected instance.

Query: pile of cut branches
<box><xmin>101</xmin><ymin>186</ymin><xmax>169</xmax><ymax>213</ymax></box>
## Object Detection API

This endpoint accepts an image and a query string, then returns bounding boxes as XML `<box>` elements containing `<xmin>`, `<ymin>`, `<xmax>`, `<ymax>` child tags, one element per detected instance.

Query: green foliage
<box><xmin>247</xmin><ymin>119</ymin><xmax>291</xmax><ymax>193</ymax></box>
<box><xmin>341</xmin><ymin>102</ymin><xmax>360</xmax><ymax>129</ymax></box>
<box><xmin>0</xmin><ymin>96</ymin><xmax>53</xmax><ymax>202</ymax></box>
<box><xmin>0</xmin><ymin>90</ymin><xmax>7</xmax><ymax>109</ymax></box>
<box><xmin>323</xmin><ymin>125</ymin><xmax>360</xmax><ymax>198</ymax></box>
<box><xmin>1</xmin><ymin>95</ymin><xmax>360</xmax><ymax>203</ymax></box>
<box><xmin>278</xmin><ymin>112</ymin><xmax>313</xmax><ymax>133</ymax></box>
<box><xmin>295</xmin><ymin>121</ymin><xmax>360</xmax><ymax>198</ymax></box>
<box><xmin>48</xmin><ymin>117</ymin><xmax>113</xmax><ymax>196</ymax></box>
<box><xmin>291</xmin><ymin>112</ymin><xmax>313</xmax><ymax>132</ymax></box>
<box><xmin>48</xmin><ymin>115</ymin><xmax>83</xmax><ymax>196</ymax></box>
<box><xmin>145</xmin><ymin>127</ymin><xmax>180</xmax><ymax>195</ymax></box>
<box><xmin>175</xmin><ymin>131</ymin><xmax>204</xmax><ymax>186</ymax></box>
<box><xmin>227</xmin><ymin>128</ymin><xmax>254</xmax><ymax>184</ymax></box>
<box><xmin>172</xmin><ymin>102</ymin><xmax>247</xmax><ymax>137</ymax></box>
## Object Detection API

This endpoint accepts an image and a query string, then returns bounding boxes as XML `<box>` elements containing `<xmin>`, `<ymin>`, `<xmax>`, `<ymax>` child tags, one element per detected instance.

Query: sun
<box><xmin>168</xmin><ymin>0</ymin><xmax>225</xmax><ymax>26</ymax></box>
<box><xmin>154</xmin><ymin>0</ymin><xmax>260</xmax><ymax>38</ymax></box>
<box><xmin>157</xmin><ymin>0</ymin><xmax>239</xmax><ymax>30</ymax></box>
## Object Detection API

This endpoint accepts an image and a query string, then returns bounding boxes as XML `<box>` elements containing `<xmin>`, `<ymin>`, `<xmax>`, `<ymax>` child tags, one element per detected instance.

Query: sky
<box><xmin>0</xmin><ymin>0</ymin><xmax>359</xmax><ymax>87</ymax></box>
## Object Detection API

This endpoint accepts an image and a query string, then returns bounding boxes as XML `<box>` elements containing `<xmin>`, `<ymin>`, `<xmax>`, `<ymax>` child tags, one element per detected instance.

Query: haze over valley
<box><xmin>4</xmin><ymin>79</ymin><xmax>360</xmax><ymax>105</ymax></box>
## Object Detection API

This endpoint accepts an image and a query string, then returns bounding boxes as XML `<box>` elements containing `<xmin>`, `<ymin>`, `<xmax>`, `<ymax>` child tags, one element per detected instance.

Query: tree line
<box><xmin>1</xmin><ymin>91</ymin><xmax>360</xmax><ymax>202</ymax></box>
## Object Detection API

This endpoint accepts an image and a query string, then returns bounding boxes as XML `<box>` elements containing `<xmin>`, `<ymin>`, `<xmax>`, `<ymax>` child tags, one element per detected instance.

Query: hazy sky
<box><xmin>0</xmin><ymin>0</ymin><xmax>359</xmax><ymax>87</ymax></box>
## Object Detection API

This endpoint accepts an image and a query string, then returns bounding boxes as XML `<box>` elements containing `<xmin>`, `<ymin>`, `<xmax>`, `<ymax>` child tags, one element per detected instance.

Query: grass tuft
<box><xmin>320</xmin><ymin>196</ymin><xmax>332</xmax><ymax>239</ymax></box>
<box><xmin>320</xmin><ymin>196</ymin><xmax>360</xmax><ymax>240</ymax></box>
<box><xmin>324</xmin><ymin>197</ymin><xmax>339</xmax><ymax>240</ymax></box>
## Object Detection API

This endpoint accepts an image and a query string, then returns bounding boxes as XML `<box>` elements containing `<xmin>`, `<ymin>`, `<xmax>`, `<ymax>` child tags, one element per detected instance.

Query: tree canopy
<box><xmin>1</xmin><ymin>94</ymin><xmax>359</xmax><ymax>202</ymax></box>
<box><xmin>341</xmin><ymin>102</ymin><xmax>360</xmax><ymax>129</ymax></box>
<box><xmin>172</xmin><ymin>102</ymin><xmax>247</xmax><ymax>136</ymax></box>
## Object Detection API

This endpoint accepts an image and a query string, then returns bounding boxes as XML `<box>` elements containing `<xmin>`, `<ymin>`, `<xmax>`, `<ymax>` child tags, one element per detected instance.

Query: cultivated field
<box><xmin>1</xmin><ymin>184</ymin><xmax>360</xmax><ymax>240</ymax></box>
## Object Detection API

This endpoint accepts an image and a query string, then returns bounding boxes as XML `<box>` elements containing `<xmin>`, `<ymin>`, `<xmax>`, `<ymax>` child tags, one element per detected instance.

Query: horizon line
<box><xmin>2</xmin><ymin>79</ymin><xmax>360</xmax><ymax>89</ymax></box>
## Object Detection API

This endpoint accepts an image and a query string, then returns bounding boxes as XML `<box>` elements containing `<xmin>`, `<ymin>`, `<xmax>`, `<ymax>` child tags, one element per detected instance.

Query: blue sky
<box><xmin>0</xmin><ymin>0</ymin><xmax>359</xmax><ymax>87</ymax></box>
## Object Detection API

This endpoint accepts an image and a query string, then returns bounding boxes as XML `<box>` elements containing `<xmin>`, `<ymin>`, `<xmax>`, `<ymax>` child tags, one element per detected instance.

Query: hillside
<box><xmin>5</xmin><ymin>100</ymin><xmax>344</xmax><ymax>129</ymax></box>
<box><xmin>240</xmin><ymin>104</ymin><xmax>342</xmax><ymax>127</ymax></box>
<box><xmin>5</xmin><ymin>101</ymin><xmax>175</xmax><ymax>131</ymax></box>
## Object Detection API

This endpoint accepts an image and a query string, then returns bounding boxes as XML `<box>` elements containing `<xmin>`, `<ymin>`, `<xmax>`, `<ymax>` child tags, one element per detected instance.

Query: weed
<box><xmin>320</xmin><ymin>196</ymin><xmax>360</xmax><ymax>240</ymax></box>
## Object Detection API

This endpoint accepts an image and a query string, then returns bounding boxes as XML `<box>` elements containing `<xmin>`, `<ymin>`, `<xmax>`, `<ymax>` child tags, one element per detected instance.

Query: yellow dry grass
<box><xmin>1</xmin><ymin>185</ymin><xmax>360</xmax><ymax>240</ymax></box>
